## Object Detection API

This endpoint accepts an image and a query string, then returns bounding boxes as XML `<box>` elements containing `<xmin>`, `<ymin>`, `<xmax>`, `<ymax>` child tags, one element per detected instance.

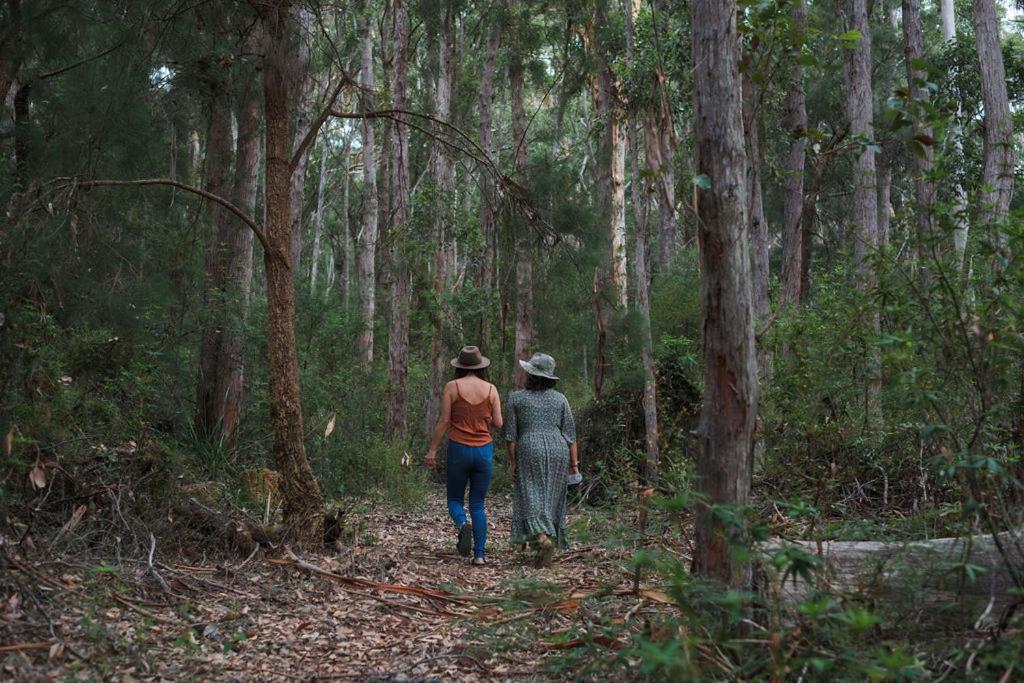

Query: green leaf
<box><xmin>692</xmin><ymin>174</ymin><xmax>711</xmax><ymax>190</ymax></box>
<box><xmin>907</xmin><ymin>139</ymin><xmax>928</xmax><ymax>160</ymax></box>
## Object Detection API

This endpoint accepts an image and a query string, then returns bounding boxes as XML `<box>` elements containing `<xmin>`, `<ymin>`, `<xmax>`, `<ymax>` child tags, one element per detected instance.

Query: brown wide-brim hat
<box><xmin>451</xmin><ymin>345</ymin><xmax>491</xmax><ymax>370</ymax></box>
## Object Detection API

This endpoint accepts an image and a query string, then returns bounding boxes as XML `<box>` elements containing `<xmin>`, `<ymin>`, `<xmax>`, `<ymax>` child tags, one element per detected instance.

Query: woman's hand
<box><xmin>425</xmin><ymin>448</ymin><xmax>437</xmax><ymax>467</ymax></box>
<box><xmin>569</xmin><ymin>463</ymin><xmax>579</xmax><ymax>475</ymax></box>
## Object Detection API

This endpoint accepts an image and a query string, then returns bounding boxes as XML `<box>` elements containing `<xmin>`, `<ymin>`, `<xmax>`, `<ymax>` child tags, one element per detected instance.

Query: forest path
<box><xmin>6</xmin><ymin>493</ymin><xmax>673</xmax><ymax>681</ymax></box>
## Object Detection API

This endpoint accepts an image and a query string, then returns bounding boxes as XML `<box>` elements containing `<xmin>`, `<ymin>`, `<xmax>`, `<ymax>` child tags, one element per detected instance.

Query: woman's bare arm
<box><xmin>568</xmin><ymin>442</ymin><xmax>579</xmax><ymax>473</ymax></box>
<box><xmin>425</xmin><ymin>383</ymin><xmax>454</xmax><ymax>466</ymax></box>
<box><xmin>490</xmin><ymin>386</ymin><xmax>504</xmax><ymax>430</ymax></box>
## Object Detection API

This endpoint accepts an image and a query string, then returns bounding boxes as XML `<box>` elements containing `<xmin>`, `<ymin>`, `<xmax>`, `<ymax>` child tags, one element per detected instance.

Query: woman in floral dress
<box><xmin>503</xmin><ymin>352</ymin><xmax>579</xmax><ymax>566</ymax></box>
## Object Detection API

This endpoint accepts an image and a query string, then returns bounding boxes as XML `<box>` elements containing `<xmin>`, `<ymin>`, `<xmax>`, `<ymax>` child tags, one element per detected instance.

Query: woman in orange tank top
<box><xmin>425</xmin><ymin>346</ymin><xmax>503</xmax><ymax>565</ymax></box>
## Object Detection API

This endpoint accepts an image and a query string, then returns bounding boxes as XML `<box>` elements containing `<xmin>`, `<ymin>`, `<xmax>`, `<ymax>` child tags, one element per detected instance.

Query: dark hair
<box><xmin>525</xmin><ymin>374</ymin><xmax>557</xmax><ymax>391</ymax></box>
<box><xmin>454</xmin><ymin>367</ymin><xmax>489</xmax><ymax>381</ymax></box>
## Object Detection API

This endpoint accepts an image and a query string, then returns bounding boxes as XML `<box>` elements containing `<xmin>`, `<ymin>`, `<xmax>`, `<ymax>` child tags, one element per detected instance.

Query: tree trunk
<box><xmin>340</xmin><ymin>137</ymin><xmax>353</xmax><ymax>307</ymax></box>
<box><xmin>356</xmin><ymin>8</ymin><xmax>378</xmax><ymax>364</ymax></box>
<box><xmin>309</xmin><ymin>132</ymin><xmax>329</xmax><ymax>294</ymax></box>
<box><xmin>840</xmin><ymin>0</ymin><xmax>882</xmax><ymax>418</ymax></box>
<box><xmin>972</xmin><ymin>0</ymin><xmax>1015</xmax><ymax>229</ymax></box>
<box><xmin>626</xmin><ymin>0</ymin><xmax>660</xmax><ymax>492</ymax></box>
<box><xmin>877</xmin><ymin>158</ymin><xmax>892</xmax><ymax>249</ymax></box>
<box><xmin>12</xmin><ymin>78</ymin><xmax>29</xmax><ymax>186</ymax></box>
<box><xmin>510</xmin><ymin>37</ymin><xmax>533</xmax><ymax>388</ymax></box>
<box><xmin>742</xmin><ymin>71</ymin><xmax>769</xmax><ymax>324</ymax></box>
<box><xmin>902</xmin><ymin>0</ymin><xmax>937</xmax><ymax>260</ymax></box>
<box><xmin>260</xmin><ymin>0</ymin><xmax>324</xmax><ymax>547</ymax></box>
<box><xmin>386</xmin><ymin>0</ymin><xmax>413</xmax><ymax>439</ymax></box>
<box><xmin>424</xmin><ymin>1</ymin><xmax>456</xmax><ymax>435</ymax></box>
<box><xmin>609</xmin><ymin>112</ymin><xmax>628</xmax><ymax>310</ymax></box>
<box><xmin>288</xmin><ymin>6</ymin><xmax>314</xmax><ymax>272</ymax></box>
<box><xmin>0</xmin><ymin>0</ymin><xmax>22</xmax><ymax>119</ymax></box>
<box><xmin>476</xmin><ymin>19</ymin><xmax>501</xmax><ymax>344</ymax></box>
<box><xmin>940</xmin><ymin>0</ymin><xmax>969</xmax><ymax>267</ymax></box>
<box><xmin>940</xmin><ymin>0</ymin><xmax>955</xmax><ymax>41</ymax></box>
<box><xmin>690</xmin><ymin>0</ymin><xmax>759</xmax><ymax>588</ymax></box>
<box><xmin>779</xmin><ymin>0</ymin><xmax>808</xmax><ymax>308</ymax></box>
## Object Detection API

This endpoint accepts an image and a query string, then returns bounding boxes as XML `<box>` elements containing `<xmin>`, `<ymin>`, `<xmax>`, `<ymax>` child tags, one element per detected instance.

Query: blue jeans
<box><xmin>445</xmin><ymin>440</ymin><xmax>493</xmax><ymax>558</ymax></box>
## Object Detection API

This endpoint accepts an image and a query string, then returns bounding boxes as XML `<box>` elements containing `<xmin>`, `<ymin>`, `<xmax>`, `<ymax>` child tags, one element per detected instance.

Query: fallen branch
<box><xmin>147</xmin><ymin>533</ymin><xmax>172</xmax><ymax>593</ymax></box>
<box><xmin>0</xmin><ymin>641</ymin><xmax>52</xmax><ymax>653</ymax></box>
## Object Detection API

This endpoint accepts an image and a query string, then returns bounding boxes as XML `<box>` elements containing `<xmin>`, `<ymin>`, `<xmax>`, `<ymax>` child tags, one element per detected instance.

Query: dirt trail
<box><xmin>3</xmin><ymin>494</ymin><xmax>667</xmax><ymax>681</ymax></box>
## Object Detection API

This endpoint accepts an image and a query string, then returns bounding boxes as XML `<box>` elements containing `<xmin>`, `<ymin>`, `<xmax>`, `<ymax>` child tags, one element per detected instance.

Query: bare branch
<box><xmin>56</xmin><ymin>177</ymin><xmax>278</xmax><ymax>263</ymax></box>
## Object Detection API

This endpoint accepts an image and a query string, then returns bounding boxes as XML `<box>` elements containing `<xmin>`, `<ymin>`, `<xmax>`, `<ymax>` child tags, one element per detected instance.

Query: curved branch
<box><xmin>58</xmin><ymin>177</ymin><xmax>274</xmax><ymax>259</ymax></box>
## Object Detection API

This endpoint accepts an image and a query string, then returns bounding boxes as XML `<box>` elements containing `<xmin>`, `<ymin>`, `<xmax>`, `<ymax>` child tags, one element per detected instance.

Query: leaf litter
<box><xmin>2</xmin><ymin>494</ymin><xmax>681</xmax><ymax>681</ymax></box>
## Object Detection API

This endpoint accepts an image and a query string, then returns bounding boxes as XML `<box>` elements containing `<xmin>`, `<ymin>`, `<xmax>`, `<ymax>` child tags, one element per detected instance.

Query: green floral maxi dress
<box><xmin>504</xmin><ymin>389</ymin><xmax>577</xmax><ymax>548</ymax></box>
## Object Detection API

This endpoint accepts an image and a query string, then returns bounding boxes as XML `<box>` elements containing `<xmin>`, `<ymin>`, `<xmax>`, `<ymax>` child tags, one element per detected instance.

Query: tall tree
<box><xmin>690</xmin><ymin>0</ymin><xmax>759</xmax><ymax>586</ymax></box>
<box><xmin>475</xmin><ymin>17</ymin><xmax>501</xmax><ymax>344</ymax></box>
<box><xmin>194</xmin><ymin>73</ymin><xmax>263</xmax><ymax>447</ymax></box>
<box><xmin>258</xmin><ymin>0</ymin><xmax>324</xmax><ymax>545</ymax></box>
<box><xmin>972</xmin><ymin>0</ymin><xmax>1015</xmax><ymax>229</ymax></box>
<box><xmin>356</xmin><ymin>4</ymin><xmax>378</xmax><ymax>364</ymax></box>
<box><xmin>387</xmin><ymin>0</ymin><xmax>413</xmax><ymax>438</ymax></box>
<box><xmin>901</xmin><ymin>0</ymin><xmax>936</xmax><ymax>259</ymax></box>
<box><xmin>510</xmin><ymin>13</ymin><xmax>533</xmax><ymax>388</ymax></box>
<box><xmin>779</xmin><ymin>0</ymin><xmax>808</xmax><ymax>307</ymax></box>
<box><xmin>424</xmin><ymin>0</ymin><xmax>457</xmax><ymax>434</ymax></box>
<box><xmin>309</xmin><ymin>130</ymin><xmax>329</xmax><ymax>293</ymax></box>
<box><xmin>625</xmin><ymin>0</ymin><xmax>660</xmax><ymax>495</ymax></box>
<box><xmin>288</xmin><ymin>6</ymin><xmax>314</xmax><ymax>272</ymax></box>
<box><xmin>941</xmin><ymin>0</ymin><xmax>969</xmax><ymax>265</ymax></box>
<box><xmin>742</xmin><ymin>70</ymin><xmax>769</xmax><ymax>324</ymax></box>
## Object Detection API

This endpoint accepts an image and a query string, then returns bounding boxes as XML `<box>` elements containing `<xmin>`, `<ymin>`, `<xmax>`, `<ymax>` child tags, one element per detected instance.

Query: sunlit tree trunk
<box><xmin>340</xmin><ymin>136</ymin><xmax>353</xmax><ymax>307</ymax></box>
<box><xmin>609</xmin><ymin>113</ymin><xmax>628</xmax><ymax>310</ymax></box>
<box><xmin>309</xmin><ymin>132</ymin><xmax>329</xmax><ymax>294</ymax></box>
<box><xmin>779</xmin><ymin>0</ymin><xmax>807</xmax><ymax>308</ymax></box>
<box><xmin>625</xmin><ymin>0</ymin><xmax>660</xmax><ymax>494</ymax></box>
<box><xmin>425</xmin><ymin>1</ymin><xmax>456</xmax><ymax>435</ymax></box>
<box><xmin>690</xmin><ymin>0</ymin><xmax>758</xmax><ymax>588</ymax></box>
<box><xmin>972</xmin><ymin>0</ymin><xmax>1015</xmax><ymax>230</ymax></box>
<box><xmin>259</xmin><ymin>0</ymin><xmax>324</xmax><ymax>546</ymax></box>
<box><xmin>356</xmin><ymin>6</ymin><xmax>378</xmax><ymax>364</ymax></box>
<box><xmin>510</xmin><ymin>33</ymin><xmax>533</xmax><ymax>388</ymax></box>
<box><xmin>940</xmin><ymin>0</ymin><xmax>969</xmax><ymax>265</ymax></box>
<box><xmin>387</xmin><ymin>0</ymin><xmax>413</xmax><ymax>438</ymax></box>
<box><xmin>476</xmin><ymin>19</ymin><xmax>501</xmax><ymax>345</ymax></box>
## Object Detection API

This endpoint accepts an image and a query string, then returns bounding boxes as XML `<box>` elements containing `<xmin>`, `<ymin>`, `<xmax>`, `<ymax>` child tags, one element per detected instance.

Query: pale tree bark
<box><xmin>340</xmin><ymin>136</ymin><xmax>353</xmax><ymax>307</ymax></box>
<box><xmin>356</xmin><ymin>6</ymin><xmax>378</xmax><ymax>364</ymax></box>
<box><xmin>475</xmin><ymin>19</ymin><xmax>501</xmax><ymax>344</ymax></box>
<box><xmin>690</xmin><ymin>0</ymin><xmax>759</xmax><ymax>588</ymax></box>
<box><xmin>902</xmin><ymin>0</ymin><xmax>937</xmax><ymax>259</ymax></box>
<box><xmin>309</xmin><ymin>131</ymin><xmax>329</xmax><ymax>294</ymax></box>
<box><xmin>510</xmin><ymin>35</ymin><xmax>533</xmax><ymax>388</ymax></box>
<box><xmin>0</xmin><ymin>0</ymin><xmax>22</xmax><ymax>112</ymax></box>
<box><xmin>742</xmin><ymin>72</ymin><xmax>770</xmax><ymax>324</ymax></box>
<box><xmin>941</xmin><ymin>0</ymin><xmax>969</xmax><ymax>264</ymax></box>
<box><xmin>840</xmin><ymin>0</ymin><xmax>879</xmax><ymax>286</ymax></box>
<box><xmin>424</xmin><ymin>1</ymin><xmax>457</xmax><ymax>435</ymax></box>
<box><xmin>877</xmin><ymin>157</ymin><xmax>892</xmax><ymax>248</ymax></box>
<box><xmin>779</xmin><ymin>0</ymin><xmax>807</xmax><ymax>308</ymax></box>
<box><xmin>609</xmin><ymin>112</ymin><xmax>628</xmax><ymax>309</ymax></box>
<box><xmin>625</xmin><ymin>0</ymin><xmax>660</xmax><ymax>495</ymax></box>
<box><xmin>387</xmin><ymin>0</ymin><xmax>413</xmax><ymax>438</ymax></box>
<box><xmin>840</xmin><ymin>0</ymin><xmax>882</xmax><ymax>418</ymax></box>
<box><xmin>972</xmin><ymin>0</ymin><xmax>1015</xmax><ymax>229</ymax></box>
<box><xmin>258</xmin><ymin>0</ymin><xmax>324</xmax><ymax>546</ymax></box>
<box><xmin>288</xmin><ymin>6</ymin><xmax>314</xmax><ymax>272</ymax></box>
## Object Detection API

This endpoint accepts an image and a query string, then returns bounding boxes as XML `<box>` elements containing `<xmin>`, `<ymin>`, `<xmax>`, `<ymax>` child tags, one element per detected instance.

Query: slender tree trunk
<box><xmin>476</xmin><ymin>20</ymin><xmax>501</xmax><ymax>344</ymax></box>
<box><xmin>626</xmin><ymin>0</ymin><xmax>660</xmax><ymax>494</ymax></box>
<box><xmin>260</xmin><ymin>0</ymin><xmax>324</xmax><ymax>546</ymax></box>
<box><xmin>425</xmin><ymin>1</ymin><xmax>456</xmax><ymax>435</ymax></box>
<box><xmin>609</xmin><ymin>112</ymin><xmax>628</xmax><ymax>310</ymax></box>
<box><xmin>780</xmin><ymin>0</ymin><xmax>808</xmax><ymax>308</ymax></box>
<box><xmin>972</xmin><ymin>0</ymin><xmax>1015</xmax><ymax>229</ymax></box>
<box><xmin>902</xmin><ymin>0</ymin><xmax>937</xmax><ymax>261</ymax></box>
<box><xmin>340</xmin><ymin>136</ymin><xmax>353</xmax><ymax>307</ymax></box>
<box><xmin>690</xmin><ymin>0</ymin><xmax>758</xmax><ymax>588</ymax></box>
<box><xmin>356</xmin><ymin>8</ymin><xmax>378</xmax><ymax>364</ymax></box>
<box><xmin>387</xmin><ymin>0</ymin><xmax>413</xmax><ymax>438</ymax></box>
<box><xmin>939</xmin><ymin>0</ymin><xmax>970</xmax><ymax>265</ymax></box>
<box><xmin>877</xmin><ymin>157</ymin><xmax>892</xmax><ymax>248</ymax></box>
<box><xmin>742</xmin><ymin>71</ymin><xmax>769</xmax><ymax>324</ymax></box>
<box><xmin>195</xmin><ymin>82</ymin><xmax>235</xmax><ymax>442</ymax></box>
<box><xmin>840</xmin><ymin>0</ymin><xmax>882</xmax><ymax>419</ymax></box>
<box><xmin>309</xmin><ymin>132</ymin><xmax>329</xmax><ymax>293</ymax></box>
<box><xmin>940</xmin><ymin>0</ymin><xmax>955</xmax><ymax>41</ymax></box>
<box><xmin>0</xmin><ymin>0</ymin><xmax>22</xmax><ymax>119</ymax></box>
<box><xmin>840</xmin><ymin>0</ymin><xmax>879</xmax><ymax>286</ymax></box>
<box><xmin>510</xmin><ymin>38</ymin><xmax>533</xmax><ymax>388</ymax></box>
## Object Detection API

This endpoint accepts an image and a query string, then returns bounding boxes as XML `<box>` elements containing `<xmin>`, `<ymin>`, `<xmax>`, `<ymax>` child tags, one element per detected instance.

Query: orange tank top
<box><xmin>449</xmin><ymin>380</ymin><xmax>494</xmax><ymax>447</ymax></box>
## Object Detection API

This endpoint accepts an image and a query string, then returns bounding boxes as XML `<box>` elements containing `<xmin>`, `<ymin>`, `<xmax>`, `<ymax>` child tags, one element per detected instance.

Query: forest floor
<box><xmin>3</xmin><ymin>493</ymin><xmax>681</xmax><ymax>681</ymax></box>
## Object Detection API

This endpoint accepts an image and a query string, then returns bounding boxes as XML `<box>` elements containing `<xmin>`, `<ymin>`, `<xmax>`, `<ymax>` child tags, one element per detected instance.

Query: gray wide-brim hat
<box><xmin>451</xmin><ymin>345</ymin><xmax>491</xmax><ymax>369</ymax></box>
<box><xmin>519</xmin><ymin>352</ymin><xmax>559</xmax><ymax>380</ymax></box>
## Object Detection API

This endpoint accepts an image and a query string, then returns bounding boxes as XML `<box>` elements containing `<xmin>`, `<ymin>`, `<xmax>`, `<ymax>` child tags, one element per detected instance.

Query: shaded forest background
<box><xmin>2</xmin><ymin>0</ymin><xmax>1024</xmax><ymax>678</ymax></box>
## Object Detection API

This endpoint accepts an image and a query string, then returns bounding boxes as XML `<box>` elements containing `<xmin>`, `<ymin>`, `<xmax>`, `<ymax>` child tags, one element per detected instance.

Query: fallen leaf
<box><xmin>48</xmin><ymin>642</ymin><xmax>64</xmax><ymax>660</ymax></box>
<box><xmin>639</xmin><ymin>589</ymin><xmax>675</xmax><ymax>605</ymax></box>
<box><xmin>324</xmin><ymin>414</ymin><xmax>336</xmax><ymax>438</ymax></box>
<box><xmin>29</xmin><ymin>464</ymin><xmax>47</xmax><ymax>490</ymax></box>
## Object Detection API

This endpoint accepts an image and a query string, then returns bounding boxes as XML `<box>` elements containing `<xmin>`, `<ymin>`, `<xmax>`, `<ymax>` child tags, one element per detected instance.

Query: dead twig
<box><xmin>147</xmin><ymin>533</ymin><xmax>172</xmax><ymax>593</ymax></box>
